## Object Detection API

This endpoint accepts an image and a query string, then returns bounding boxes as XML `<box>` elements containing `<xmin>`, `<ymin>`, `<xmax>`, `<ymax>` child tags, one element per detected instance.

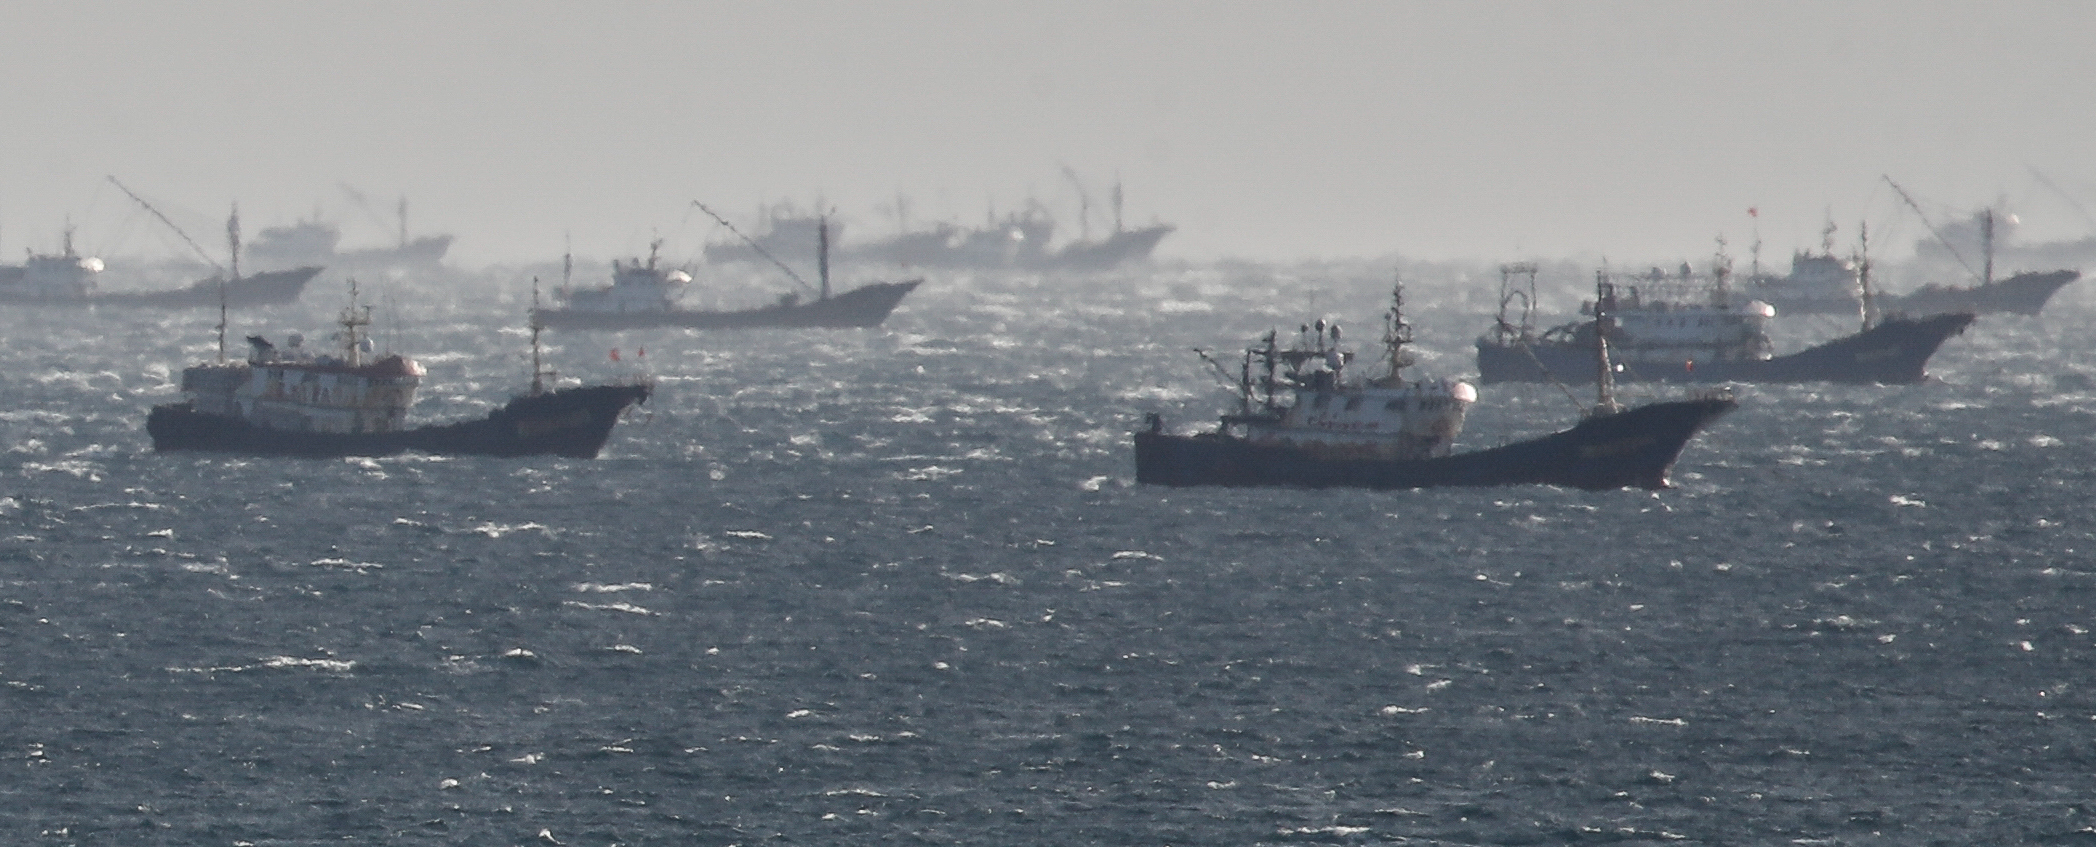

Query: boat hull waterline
<box><xmin>1</xmin><ymin>266</ymin><xmax>321</xmax><ymax>309</ymax></box>
<box><xmin>1475</xmin><ymin>312</ymin><xmax>1975</xmax><ymax>385</ymax></box>
<box><xmin>534</xmin><ymin>280</ymin><xmax>920</xmax><ymax>330</ymax></box>
<box><xmin>1878</xmin><ymin>270</ymin><xmax>2079</xmax><ymax>317</ymax></box>
<box><xmin>148</xmin><ymin>384</ymin><xmax>652</xmax><ymax>459</ymax></box>
<box><xmin>1136</xmin><ymin>397</ymin><xmax>1737</xmax><ymax>492</ymax></box>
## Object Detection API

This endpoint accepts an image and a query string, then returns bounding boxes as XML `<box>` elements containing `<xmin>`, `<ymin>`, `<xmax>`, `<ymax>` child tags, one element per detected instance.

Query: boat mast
<box><xmin>1377</xmin><ymin>275</ymin><xmax>1416</xmax><ymax>385</ymax></box>
<box><xmin>227</xmin><ymin>205</ymin><xmax>241</xmax><ymax>282</ymax></box>
<box><xmin>1060</xmin><ymin>166</ymin><xmax>1092</xmax><ymax>241</ymax></box>
<box><xmin>1710</xmin><ymin>235</ymin><xmax>1732</xmax><ymax>308</ymax></box>
<box><xmin>339</xmin><ymin>278</ymin><xmax>372</xmax><ymax>367</ymax></box>
<box><xmin>1259</xmin><ymin>330</ymin><xmax>1280</xmax><ymax>414</ymax></box>
<box><xmin>218</xmin><ymin>205</ymin><xmax>238</xmax><ymax>363</ymax></box>
<box><xmin>1592</xmin><ymin>271</ymin><xmax>1621</xmax><ymax>416</ymax></box>
<box><xmin>530</xmin><ymin>277</ymin><xmax>549</xmax><ymax>396</ymax></box>
<box><xmin>1494</xmin><ymin>262</ymin><xmax>1539</xmax><ymax>342</ymax></box>
<box><xmin>1748</xmin><ymin>208</ymin><xmax>1762</xmax><ymax>280</ymax></box>
<box><xmin>1980</xmin><ymin>208</ymin><xmax>1995</xmax><ymax>285</ymax></box>
<box><xmin>1856</xmin><ymin>221</ymin><xmax>1878</xmax><ymax>331</ymax></box>
<box><xmin>818</xmin><ymin>214</ymin><xmax>831</xmax><ymax>301</ymax></box>
<box><xmin>1112</xmin><ymin>179</ymin><xmax>1125</xmax><ymax>233</ymax></box>
<box><xmin>1238</xmin><ymin>349</ymin><xmax>1253</xmax><ymax>417</ymax></box>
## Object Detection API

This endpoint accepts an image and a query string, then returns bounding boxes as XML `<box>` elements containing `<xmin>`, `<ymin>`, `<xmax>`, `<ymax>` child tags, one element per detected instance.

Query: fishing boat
<box><xmin>1135</xmin><ymin>279</ymin><xmax>1736</xmax><ymax>491</ymax></box>
<box><xmin>1882</xmin><ymin>266</ymin><xmax>2079</xmax><ymax>316</ymax></box>
<box><xmin>242</xmin><ymin>193</ymin><xmax>452</xmax><ymax>272</ymax></box>
<box><xmin>1878</xmin><ymin>179</ymin><xmax>2080</xmax><ymax>316</ymax></box>
<box><xmin>534</xmin><ymin>204</ymin><xmax>919</xmax><ymax>331</ymax></box>
<box><xmin>148</xmin><ymin>280</ymin><xmax>650</xmax><ymax>458</ymax></box>
<box><xmin>1739</xmin><ymin>222</ymin><xmax>1868</xmax><ymax>317</ymax></box>
<box><xmin>1042</xmin><ymin>222</ymin><xmax>1176</xmax><ymax>271</ymax></box>
<box><xmin>97</xmin><ymin>178</ymin><xmax>323</xmax><ymax>308</ymax></box>
<box><xmin>713</xmin><ymin>179</ymin><xmax>1172</xmax><ymax>272</ymax></box>
<box><xmin>0</xmin><ymin>230</ymin><xmax>102</xmax><ymax>302</ymax></box>
<box><xmin>1474</xmin><ymin>253</ymin><xmax>1973</xmax><ymax>385</ymax></box>
<box><xmin>0</xmin><ymin>219</ymin><xmax>317</xmax><ymax>309</ymax></box>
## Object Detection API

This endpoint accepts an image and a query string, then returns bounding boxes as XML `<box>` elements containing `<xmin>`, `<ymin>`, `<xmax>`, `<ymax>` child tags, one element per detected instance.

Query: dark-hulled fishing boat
<box><xmin>148</xmin><ymin>281</ymin><xmax>650</xmax><ymax>459</ymax></box>
<box><xmin>1882</xmin><ymin>184</ymin><xmax>2081</xmax><ymax>316</ymax></box>
<box><xmin>94</xmin><ymin>267</ymin><xmax>321</xmax><ymax>309</ymax></box>
<box><xmin>0</xmin><ymin>227</ymin><xmax>317</xmax><ymax>309</ymax></box>
<box><xmin>1880</xmin><ymin>269</ymin><xmax>2078</xmax><ymax>317</ymax></box>
<box><xmin>1475</xmin><ymin>257</ymin><xmax>1971</xmax><ymax>386</ymax></box>
<box><xmin>1135</xmin><ymin>280</ymin><xmax>1736</xmax><ymax>492</ymax></box>
<box><xmin>535</xmin><ymin>205</ymin><xmax>919</xmax><ymax>331</ymax></box>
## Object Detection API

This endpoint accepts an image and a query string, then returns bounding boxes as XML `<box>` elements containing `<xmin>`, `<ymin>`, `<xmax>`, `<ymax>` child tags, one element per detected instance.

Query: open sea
<box><xmin>3</xmin><ymin>259</ymin><xmax>2094</xmax><ymax>845</ymax></box>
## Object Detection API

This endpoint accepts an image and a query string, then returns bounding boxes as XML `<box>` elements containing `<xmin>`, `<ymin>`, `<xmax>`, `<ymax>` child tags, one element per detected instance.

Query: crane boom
<box><xmin>2027</xmin><ymin>166</ymin><xmax>2096</xmax><ymax>232</ymax></box>
<box><xmin>692</xmin><ymin>200</ymin><xmax>817</xmax><ymax>295</ymax></box>
<box><xmin>106</xmin><ymin>176</ymin><xmax>225</xmax><ymax>274</ymax></box>
<box><xmin>1882</xmin><ymin>175</ymin><xmax>1978</xmax><ymax>281</ymax></box>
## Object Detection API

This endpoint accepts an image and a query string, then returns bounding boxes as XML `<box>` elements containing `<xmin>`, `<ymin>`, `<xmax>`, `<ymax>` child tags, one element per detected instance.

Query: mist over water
<box><xmin>3</xmin><ymin>260</ymin><xmax>2094</xmax><ymax>844</ymax></box>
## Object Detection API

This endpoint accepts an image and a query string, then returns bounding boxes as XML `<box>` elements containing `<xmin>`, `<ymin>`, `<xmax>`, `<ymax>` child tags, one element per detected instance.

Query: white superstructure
<box><xmin>1567</xmin><ymin>265</ymin><xmax>1777</xmax><ymax>366</ymax></box>
<box><xmin>178</xmin><ymin>282</ymin><xmax>425</xmax><ymax>435</ymax></box>
<box><xmin>556</xmin><ymin>240</ymin><xmax>691</xmax><ymax>314</ymax></box>
<box><xmin>1222</xmin><ymin>285</ymin><xmax>1476</xmax><ymax>461</ymax></box>
<box><xmin>0</xmin><ymin>230</ymin><xmax>102</xmax><ymax>301</ymax></box>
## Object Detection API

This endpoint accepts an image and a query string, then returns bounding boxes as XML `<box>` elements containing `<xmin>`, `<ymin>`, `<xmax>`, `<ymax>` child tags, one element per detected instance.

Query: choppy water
<box><xmin>3</xmin><ymin>262</ymin><xmax>2094</xmax><ymax>844</ymax></box>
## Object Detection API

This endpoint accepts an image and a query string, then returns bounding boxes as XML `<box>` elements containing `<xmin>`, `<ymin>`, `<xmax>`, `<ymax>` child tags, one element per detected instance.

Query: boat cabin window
<box><xmin>1344</xmin><ymin>398</ymin><xmax>1363</xmax><ymax>411</ymax></box>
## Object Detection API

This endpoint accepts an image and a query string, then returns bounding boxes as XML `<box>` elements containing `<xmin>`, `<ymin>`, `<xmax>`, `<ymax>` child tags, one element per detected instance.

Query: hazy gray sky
<box><xmin>5</xmin><ymin>1</ymin><xmax>2093</xmax><ymax>266</ymax></box>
